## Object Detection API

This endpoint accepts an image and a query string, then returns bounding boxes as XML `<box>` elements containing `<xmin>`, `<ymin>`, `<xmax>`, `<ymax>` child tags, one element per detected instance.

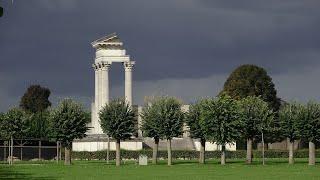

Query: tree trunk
<box><xmin>64</xmin><ymin>147</ymin><xmax>71</xmax><ymax>165</ymax></box>
<box><xmin>200</xmin><ymin>139</ymin><xmax>206</xmax><ymax>164</ymax></box>
<box><xmin>56</xmin><ymin>141</ymin><xmax>59</xmax><ymax>164</ymax></box>
<box><xmin>20</xmin><ymin>140</ymin><xmax>23</xmax><ymax>161</ymax></box>
<box><xmin>107</xmin><ymin>135</ymin><xmax>110</xmax><ymax>164</ymax></box>
<box><xmin>8</xmin><ymin>139</ymin><xmax>11</xmax><ymax>165</ymax></box>
<box><xmin>246</xmin><ymin>138</ymin><xmax>253</xmax><ymax>164</ymax></box>
<box><xmin>152</xmin><ymin>138</ymin><xmax>159</xmax><ymax>164</ymax></box>
<box><xmin>59</xmin><ymin>144</ymin><xmax>62</xmax><ymax>161</ymax></box>
<box><xmin>262</xmin><ymin>132</ymin><xmax>265</xmax><ymax>165</ymax></box>
<box><xmin>167</xmin><ymin>139</ymin><xmax>172</xmax><ymax>166</ymax></box>
<box><xmin>221</xmin><ymin>144</ymin><xmax>226</xmax><ymax>165</ymax></box>
<box><xmin>309</xmin><ymin>141</ymin><xmax>315</xmax><ymax>165</ymax></box>
<box><xmin>288</xmin><ymin>138</ymin><xmax>294</xmax><ymax>164</ymax></box>
<box><xmin>116</xmin><ymin>139</ymin><xmax>121</xmax><ymax>166</ymax></box>
<box><xmin>38</xmin><ymin>140</ymin><xmax>42</xmax><ymax>161</ymax></box>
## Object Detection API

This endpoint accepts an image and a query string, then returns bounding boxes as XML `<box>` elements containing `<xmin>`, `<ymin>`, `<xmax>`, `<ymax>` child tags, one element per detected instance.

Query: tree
<box><xmin>186</xmin><ymin>101</ymin><xmax>207</xmax><ymax>164</ymax></box>
<box><xmin>148</xmin><ymin>97</ymin><xmax>184</xmax><ymax>166</ymax></box>
<box><xmin>20</xmin><ymin>85</ymin><xmax>51</xmax><ymax>113</ymax></box>
<box><xmin>298</xmin><ymin>101</ymin><xmax>320</xmax><ymax>165</ymax></box>
<box><xmin>49</xmin><ymin>99</ymin><xmax>89</xmax><ymax>165</ymax></box>
<box><xmin>99</xmin><ymin>99</ymin><xmax>136</xmax><ymax>166</ymax></box>
<box><xmin>0</xmin><ymin>108</ymin><xmax>29</xmax><ymax>164</ymax></box>
<box><xmin>0</xmin><ymin>108</ymin><xmax>29</xmax><ymax>139</ymax></box>
<box><xmin>239</xmin><ymin>96</ymin><xmax>274</xmax><ymax>164</ymax></box>
<box><xmin>0</xmin><ymin>113</ymin><xmax>5</xmax><ymax>138</ymax></box>
<box><xmin>255</xmin><ymin>106</ymin><xmax>274</xmax><ymax>165</ymax></box>
<box><xmin>27</xmin><ymin>111</ymin><xmax>50</xmax><ymax>138</ymax></box>
<box><xmin>141</xmin><ymin>98</ymin><xmax>163</xmax><ymax>164</ymax></box>
<box><xmin>160</xmin><ymin>97</ymin><xmax>184</xmax><ymax>166</ymax></box>
<box><xmin>278</xmin><ymin>102</ymin><xmax>302</xmax><ymax>164</ymax></box>
<box><xmin>20</xmin><ymin>85</ymin><xmax>51</xmax><ymax>140</ymax></box>
<box><xmin>220</xmin><ymin>64</ymin><xmax>281</xmax><ymax>111</ymax></box>
<box><xmin>199</xmin><ymin>95</ymin><xmax>243</xmax><ymax>165</ymax></box>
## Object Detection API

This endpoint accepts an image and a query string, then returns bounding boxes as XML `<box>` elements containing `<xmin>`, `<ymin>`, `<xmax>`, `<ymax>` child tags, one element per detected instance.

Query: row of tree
<box><xmin>0</xmin><ymin>85</ymin><xmax>89</xmax><ymax>165</ymax></box>
<box><xmin>1</xmin><ymin>93</ymin><xmax>319</xmax><ymax>166</ymax></box>
<box><xmin>98</xmin><ymin>95</ymin><xmax>320</xmax><ymax>167</ymax></box>
<box><xmin>0</xmin><ymin>99</ymin><xmax>89</xmax><ymax>165</ymax></box>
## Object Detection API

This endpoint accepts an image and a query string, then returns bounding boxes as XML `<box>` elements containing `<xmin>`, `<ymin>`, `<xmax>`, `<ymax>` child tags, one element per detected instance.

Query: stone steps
<box><xmin>143</xmin><ymin>137</ymin><xmax>196</xmax><ymax>151</ymax></box>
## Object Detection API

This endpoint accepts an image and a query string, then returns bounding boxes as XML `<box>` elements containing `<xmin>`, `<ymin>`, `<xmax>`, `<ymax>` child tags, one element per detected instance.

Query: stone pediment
<box><xmin>91</xmin><ymin>33</ymin><xmax>123</xmax><ymax>49</ymax></box>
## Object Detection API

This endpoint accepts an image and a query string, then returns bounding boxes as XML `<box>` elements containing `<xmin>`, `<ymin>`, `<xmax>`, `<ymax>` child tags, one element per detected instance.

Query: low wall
<box><xmin>193</xmin><ymin>142</ymin><xmax>236</xmax><ymax>151</ymax></box>
<box><xmin>73</xmin><ymin>138</ymin><xmax>237</xmax><ymax>152</ymax></box>
<box><xmin>72</xmin><ymin>141</ymin><xmax>143</xmax><ymax>152</ymax></box>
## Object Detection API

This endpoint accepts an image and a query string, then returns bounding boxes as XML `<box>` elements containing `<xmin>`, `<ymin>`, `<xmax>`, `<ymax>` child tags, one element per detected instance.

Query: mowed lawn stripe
<box><xmin>0</xmin><ymin>159</ymin><xmax>319</xmax><ymax>180</ymax></box>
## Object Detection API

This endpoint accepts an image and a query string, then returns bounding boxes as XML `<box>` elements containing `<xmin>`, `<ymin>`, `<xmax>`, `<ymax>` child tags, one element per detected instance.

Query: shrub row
<box><xmin>71</xmin><ymin>149</ymin><xmax>319</xmax><ymax>160</ymax></box>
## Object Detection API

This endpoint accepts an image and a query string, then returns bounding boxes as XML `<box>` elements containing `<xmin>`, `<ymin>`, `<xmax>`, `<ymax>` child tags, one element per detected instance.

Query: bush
<box><xmin>70</xmin><ymin>149</ymin><xmax>320</xmax><ymax>160</ymax></box>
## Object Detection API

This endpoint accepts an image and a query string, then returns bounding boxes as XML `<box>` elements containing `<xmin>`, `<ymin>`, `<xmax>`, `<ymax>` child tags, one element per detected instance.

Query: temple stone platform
<box><xmin>142</xmin><ymin>138</ymin><xmax>236</xmax><ymax>151</ymax></box>
<box><xmin>72</xmin><ymin>135</ymin><xmax>236</xmax><ymax>152</ymax></box>
<box><xmin>72</xmin><ymin>134</ymin><xmax>143</xmax><ymax>151</ymax></box>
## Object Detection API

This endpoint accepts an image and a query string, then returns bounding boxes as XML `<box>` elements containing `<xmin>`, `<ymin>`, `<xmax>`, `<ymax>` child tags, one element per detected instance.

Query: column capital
<box><xmin>93</xmin><ymin>62</ymin><xmax>111</xmax><ymax>71</ymax></box>
<box><xmin>101</xmin><ymin>62</ymin><xmax>111</xmax><ymax>71</ymax></box>
<box><xmin>124</xmin><ymin>61</ymin><xmax>135</xmax><ymax>71</ymax></box>
<box><xmin>92</xmin><ymin>63</ymin><xmax>99</xmax><ymax>71</ymax></box>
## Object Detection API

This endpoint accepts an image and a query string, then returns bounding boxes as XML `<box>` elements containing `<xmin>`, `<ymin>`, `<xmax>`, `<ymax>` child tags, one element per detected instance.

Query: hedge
<box><xmin>70</xmin><ymin>149</ymin><xmax>320</xmax><ymax>160</ymax></box>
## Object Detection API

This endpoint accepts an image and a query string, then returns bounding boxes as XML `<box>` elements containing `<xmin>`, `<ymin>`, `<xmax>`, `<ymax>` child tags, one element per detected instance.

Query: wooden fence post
<box><xmin>20</xmin><ymin>140</ymin><xmax>23</xmax><ymax>161</ymax></box>
<box><xmin>10</xmin><ymin>136</ymin><xmax>13</xmax><ymax>165</ymax></box>
<box><xmin>56</xmin><ymin>141</ymin><xmax>59</xmax><ymax>163</ymax></box>
<box><xmin>8</xmin><ymin>140</ymin><xmax>10</xmax><ymax>165</ymax></box>
<box><xmin>3</xmin><ymin>141</ymin><xmax>7</xmax><ymax>162</ymax></box>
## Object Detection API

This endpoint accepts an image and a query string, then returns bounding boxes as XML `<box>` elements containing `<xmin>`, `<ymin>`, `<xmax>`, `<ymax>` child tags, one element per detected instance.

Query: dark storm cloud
<box><xmin>0</xmin><ymin>0</ymin><xmax>320</xmax><ymax>111</ymax></box>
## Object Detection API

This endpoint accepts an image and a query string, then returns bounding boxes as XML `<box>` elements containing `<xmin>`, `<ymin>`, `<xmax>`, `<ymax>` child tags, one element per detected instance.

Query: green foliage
<box><xmin>19</xmin><ymin>85</ymin><xmax>52</xmax><ymax>139</ymax></box>
<box><xmin>27</xmin><ymin>111</ymin><xmax>50</xmax><ymax>139</ymax></box>
<box><xmin>49</xmin><ymin>99</ymin><xmax>89</xmax><ymax>148</ymax></box>
<box><xmin>220</xmin><ymin>64</ymin><xmax>281</xmax><ymax>111</ymax></box>
<box><xmin>0</xmin><ymin>108</ymin><xmax>29</xmax><ymax>139</ymax></box>
<box><xmin>141</xmin><ymin>98</ymin><xmax>163</xmax><ymax>140</ymax></box>
<box><xmin>239</xmin><ymin>96</ymin><xmax>275</xmax><ymax>140</ymax></box>
<box><xmin>298</xmin><ymin>101</ymin><xmax>320</xmax><ymax>143</ymax></box>
<box><xmin>20</xmin><ymin>85</ymin><xmax>51</xmax><ymax>113</ymax></box>
<box><xmin>99</xmin><ymin>99</ymin><xmax>136</xmax><ymax>141</ymax></box>
<box><xmin>160</xmin><ymin>97</ymin><xmax>184</xmax><ymax>140</ymax></box>
<box><xmin>199</xmin><ymin>95</ymin><xmax>244</xmax><ymax>145</ymax></box>
<box><xmin>143</xmin><ymin>97</ymin><xmax>184</xmax><ymax>140</ymax></box>
<box><xmin>278</xmin><ymin>102</ymin><xmax>302</xmax><ymax>142</ymax></box>
<box><xmin>185</xmin><ymin>101</ymin><xmax>205</xmax><ymax>140</ymax></box>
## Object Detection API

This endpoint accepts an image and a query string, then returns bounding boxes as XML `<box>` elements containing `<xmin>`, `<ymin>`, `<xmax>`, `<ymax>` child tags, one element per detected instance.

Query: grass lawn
<box><xmin>0</xmin><ymin>159</ymin><xmax>319</xmax><ymax>180</ymax></box>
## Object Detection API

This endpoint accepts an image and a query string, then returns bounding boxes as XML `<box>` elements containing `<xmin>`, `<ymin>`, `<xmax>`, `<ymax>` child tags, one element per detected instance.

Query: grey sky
<box><xmin>0</xmin><ymin>0</ymin><xmax>320</xmax><ymax>111</ymax></box>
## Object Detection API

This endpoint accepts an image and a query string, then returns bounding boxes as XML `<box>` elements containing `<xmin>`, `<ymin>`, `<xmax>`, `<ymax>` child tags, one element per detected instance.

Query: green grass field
<box><xmin>0</xmin><ymin>159</ymin><xmax>319</xmax><ymax>180</ymax></box>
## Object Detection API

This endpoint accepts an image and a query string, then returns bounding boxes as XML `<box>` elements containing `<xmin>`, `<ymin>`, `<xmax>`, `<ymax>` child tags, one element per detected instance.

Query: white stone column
<box><xmin>100</xmin><ymin>62</ymin><xmax>111</xmax><ymax>108</ymax></box>
<box><xmin>98</xmin><ymin>64</ymin><xmax>103</xmax><ymax>110</ymax></box>
<box><xmin>93</xmin><ymin>64</ymin><xmax>99</xmax><ymax>134</ymax></box>
<box><xmin>124</xmin><ymin>61</ymin><xmax>135</xmax><ymax>106</ymax></box>
<box><xmin>94</xmin><ymin>65</ymin><xmax>99</xmax><ymax>107</ymax></box>
<box><xmin>95</xmin><ymin>62</ymin><xmax>111</xmax><ymax>134</ymax></box>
